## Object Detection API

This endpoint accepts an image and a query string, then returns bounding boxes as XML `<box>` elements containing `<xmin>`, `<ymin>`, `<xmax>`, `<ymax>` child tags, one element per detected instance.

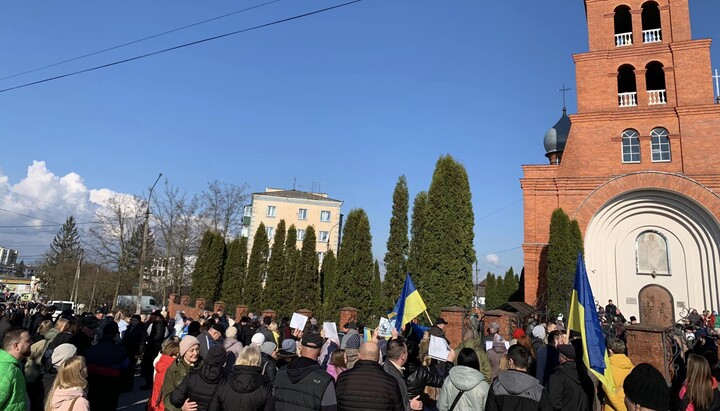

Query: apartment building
<box><xmin>243</xmin><ymin>188</ymin><xmax>343</xmax><ymax>264</ymax></box>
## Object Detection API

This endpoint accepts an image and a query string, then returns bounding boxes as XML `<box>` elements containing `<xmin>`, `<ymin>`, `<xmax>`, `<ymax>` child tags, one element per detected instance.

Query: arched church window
<box><xmin>641</xmin><ymin>2</ymin><xmax>662</xmax><ymax>43</ymax></box>
<box><xmin>646</xmin><ymin>61</ymin><xmax>667</xmax><ymax>105</ymax></box>
<box><xmin>621</xmin><ymin>129</ymin><xmax>641</xmax><ymax>163</ymax></box>
<box><xmin>636</xmin><ymin>231</ymin><xmax>670</xmax><ymax>275</ymax></box>
<box><xmin>614</xmin><ymin>5</ymin><xmax>633</xmax><ymax>47</ymax></box>
<box><xmin>618</xmin><ymin>65</ymin><xmax>638</xmax><ymax>107</ymax></box>
<box><xmin>650</xmin><ymin>127</ymin><xmax>671</xmax><ymax>162</ymax></box>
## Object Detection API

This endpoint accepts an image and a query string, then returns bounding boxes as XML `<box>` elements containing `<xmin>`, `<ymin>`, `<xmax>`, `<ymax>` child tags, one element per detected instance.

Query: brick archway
<box><xmin>573</xmin><ymin>172</ymin><xmax>720</xmax><ymax>232</ymax></box>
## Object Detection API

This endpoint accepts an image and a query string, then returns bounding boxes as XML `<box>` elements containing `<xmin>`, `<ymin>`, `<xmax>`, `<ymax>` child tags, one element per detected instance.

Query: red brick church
<box><xmin>521</xmin><ymin>0</ymin><xmax>720</xmax><ymax>326</ymax></box>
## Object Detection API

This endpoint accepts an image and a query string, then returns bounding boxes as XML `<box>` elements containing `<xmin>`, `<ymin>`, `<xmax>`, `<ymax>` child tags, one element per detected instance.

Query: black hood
<box><xmin>229</xmin><ymin>365</ymin><xmax>265</xmax><ymax>393</ymax></box>
<box><xmin>199</xmin><ymin>361</ymin><xmax>224</xmax><ymax>384</ymax></box>
<box><xmin>556</xmin><ymin>361</ymin><xmax>581</xmax><ymax>384</ymax></box>
<box><xmin>286</xmin><ymin>356</ymin><xmax>322</xmax><ymax>384</ymax></box>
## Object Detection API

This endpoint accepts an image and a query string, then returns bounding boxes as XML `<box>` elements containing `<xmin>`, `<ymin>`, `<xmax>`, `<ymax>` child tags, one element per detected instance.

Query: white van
<box><xmin>48</xmin><ymin>301</ymin><xmax>75</xmax><ymax>319</ymax></box>
<box><xmin>116</xmin><ymin>295</ymin><xmax>161</xmax><ymax>313</ymax></box>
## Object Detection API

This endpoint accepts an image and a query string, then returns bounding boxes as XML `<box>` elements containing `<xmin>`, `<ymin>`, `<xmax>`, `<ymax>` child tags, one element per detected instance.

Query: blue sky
<box><xmin>0</xmin><ymin>1</ymin><xmax>718</xmax><ymax>276</ymax></box>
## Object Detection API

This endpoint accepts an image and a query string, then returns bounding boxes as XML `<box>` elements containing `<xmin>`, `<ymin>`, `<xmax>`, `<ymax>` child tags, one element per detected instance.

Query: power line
<box><xmin>0</xmin><ymin>208</ymin><xmax>60</xmax><ymax>224</ymax></box>
<box><xmin>0</xmin><ymin>0</ymin><xmax>282</xmax><ymax>82</ymax></box>
<box><xmin>476</xmin><ymin>199</ymin><xmax>522</xmax><ymax>221</ymax></box>
<box><xmin>0</xmin><ymin>0</ymin><xmax>363</xmax><ymax>95</ymax></box>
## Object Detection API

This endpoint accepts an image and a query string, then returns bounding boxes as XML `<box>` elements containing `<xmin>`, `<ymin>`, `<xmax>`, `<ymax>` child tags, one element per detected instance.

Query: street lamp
<box><xmin>326</xmin><ymin>213</ymin><xmax>344</xmax><ymax>254</ymax></box>
<box><xmin>136</xmin><ymin>173</ymin><xmax>162</xmax><ymax>314</ymax></box>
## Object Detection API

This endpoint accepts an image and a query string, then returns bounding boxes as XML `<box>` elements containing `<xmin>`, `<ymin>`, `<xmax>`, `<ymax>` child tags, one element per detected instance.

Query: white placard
<box><xmin>323</xmin><ymin>322</ymin><xmax>339</xmax><ymax>342</ymax></box>
<box><xmin>486</xmin><ymin>341</ymin><xmax>510</xmax><ymax>351</ymax></box>
<box><xmin>378</xmin><ymin>317</ymin><xmax>394</xmax><ymax>337</ymax></box>
<box><xmin>429</xmin><ymin>336</ymin><xmax>451</xmax><ymax>361</ymax></box>
<box><xmin>290</xmin><ymin>312</ymin><xmax>309</xmax><ymax>331</ymax></box>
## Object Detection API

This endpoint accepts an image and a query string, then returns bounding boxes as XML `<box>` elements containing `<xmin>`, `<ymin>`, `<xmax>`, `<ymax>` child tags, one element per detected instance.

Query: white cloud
<box><xmin>485</xmin><ymin>253</ymin><xmax>500</xmax><ymax>266</ymax></box>
<box><xmin>0</xmin><ymin>161</ymin><xmax>123</xmax><ymax>262</ymax></box>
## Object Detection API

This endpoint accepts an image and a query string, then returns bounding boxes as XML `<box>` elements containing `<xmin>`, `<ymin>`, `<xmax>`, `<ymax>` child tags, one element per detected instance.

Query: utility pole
<box><xmin>136</xmin><ymin>173</ymin><xmax>163</xmax><ymax>314</ymax></box>
<box><xmin>70</xmin><ymin>249</ymin><xmax>84</xmax><ymax>306</ymax></box>
<box><xmin>89</xmin><ymin>266</ymin><xmax>100</xmax><ymax>308</ymax></box>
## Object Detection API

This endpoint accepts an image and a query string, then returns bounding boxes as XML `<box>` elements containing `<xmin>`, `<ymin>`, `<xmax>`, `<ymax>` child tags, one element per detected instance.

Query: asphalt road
<box><xmin>117</xmin><ymin>375</ymin><xmax>151</xmax><ymax>410</ymax></box>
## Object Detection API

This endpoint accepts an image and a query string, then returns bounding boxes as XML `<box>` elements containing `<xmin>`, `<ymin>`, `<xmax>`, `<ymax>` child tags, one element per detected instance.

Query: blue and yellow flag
<box><xmin>388</xmin><ymin>273</ymin><xmax>427</xmax><ymax>332</ymax></box>
<box><xmin>567</xmin><ymin>253</ymin><xmax>616</xmax><ymax>393</ymax></box>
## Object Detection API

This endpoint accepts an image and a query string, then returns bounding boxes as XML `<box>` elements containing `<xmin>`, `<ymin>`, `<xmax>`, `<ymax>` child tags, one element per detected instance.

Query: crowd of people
<box><xmin>0</xmin><ymin>299</ymin><xmax>719</xmax><ymax>411</ymax></box>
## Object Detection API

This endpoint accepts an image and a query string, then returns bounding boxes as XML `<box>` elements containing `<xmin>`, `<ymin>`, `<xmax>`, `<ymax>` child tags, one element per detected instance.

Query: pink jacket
<box><xmin>49</xmin><ymin>387</ymin><xmax>90</xmax><ymax>411</ymax></box>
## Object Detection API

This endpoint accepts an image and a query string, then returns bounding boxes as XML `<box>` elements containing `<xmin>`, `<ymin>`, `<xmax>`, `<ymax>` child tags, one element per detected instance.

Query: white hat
<box><xmin>51</xmin><ymin>343</ymin><xmax>77</xmax><ymax>368</ymax></box>
<box><xmin>251</xmin><ymin>333</ymin><xmax>265</xmax><ymax>346</ymax></box>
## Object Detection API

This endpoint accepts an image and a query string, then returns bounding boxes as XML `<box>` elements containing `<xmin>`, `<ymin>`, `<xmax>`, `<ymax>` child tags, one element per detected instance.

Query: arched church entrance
<box><xmin>638</xmin><ymin>284</ymin><xmax>674</xmax><ymax>328</ymax></box>
<box><xmin>583</xmin><ymin>188</ymin><xmax>720</xmax><ymax>322</ymax></box>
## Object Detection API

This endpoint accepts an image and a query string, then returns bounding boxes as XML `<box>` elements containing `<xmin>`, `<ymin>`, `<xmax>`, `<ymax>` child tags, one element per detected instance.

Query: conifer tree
<box><xmin>334</xmin><ymin>209</ymin><xmax>375</xmax><ymax>320</ymax></box>
<box><xmin>546</xmin><ymin>208</ymin><xmax>577</xmax><ymax>319</ymax></box>
<box><xmin>407</xmin><ymin>191</ymin><xmax>428</xmax><ymax>286</ymax></box>
<box><xmin>293</xmin><ymin>226</ymin><xmax>320</xmax><ymax>312</ymax></box>
<box><xmin>418</xmin><ymin>155</ymin><xmax>476</xmax><ymax>316</ymax></box>
<box><xmin>275</xmin><ymin>225</ymin><xmax>299</xmax><ymax>317</ymax></box>
<box><xmin>245</xmin><ymin>222</ymin><xmax>269</xmax><ymax>312</ymax></box>
<box><xmin>320</xmin><ymin>249</ymin><xmax>337</xmax><ymax>315</ymax></box>
<box><xmin>264</xmin><ymin>220</ymin><xmax>287</xmax><ymax>310</ymax></box>
<box><xmin>47</xmin><ymin>216</ymin><xmax>82</xmax><ymax>267</ymax></box>
<box><xmin>221</xmin><ymin>237</ymin><xmax>247</xmax><ymax>306</ymax></box>
<box><xmin>485</xmin><ymin>273</ymin><xmax>496</xmax><ymax>310</ymax></box>
<box><xmin>383</xmin><ymin>175</ymin><xmax>409</xmax><ymax>311</ymax></box>
<box><xmin>371</xmin><ymin>259</ymin><xmax>383</xmax><ymax>319</ymax></box>
<box><xmin>191</xmin><ymin>230</ymin><xmax>226</xmax><ymax>301</ymax></box>
<box><xmin>503</xmin><ymin>267</ymin><xmax>519</xmax><ymax>302</ymax></box>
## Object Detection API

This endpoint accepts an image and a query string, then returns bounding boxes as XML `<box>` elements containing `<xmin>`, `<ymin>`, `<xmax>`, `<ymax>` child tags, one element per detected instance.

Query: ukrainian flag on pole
<box><xmin>567</xmin><ymin>253</ymin><xmax>616</xmax><ymax>393</ymax></box>
<box><xmin>389</xmin><ymin>273</ymin><xmax>427</xmax><ymax>332</ymax></box>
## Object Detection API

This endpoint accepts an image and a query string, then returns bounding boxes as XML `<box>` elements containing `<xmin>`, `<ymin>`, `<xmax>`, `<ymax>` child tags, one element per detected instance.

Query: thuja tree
<box><xmin>407</xmin><ymin>191</ymin><xmax>428</xmax><ymax>282</ymax></box>
<box><xmin>275</xmin><ymin>225</ymin><xmax>299</xmax><ymax>317</ymax></box>
<box><xmin>418</xmin><ymin>155</ymin><xmax>476</xmax><ymax>316</ymax></box>
<box><xmin>263</xmin><ymin>220</ymin><xmax>287</xmax><ymax>310</ymax></box>
<box><xmin>191</xmin><ymin>230</ymin><xmax>226</xmax><ymax>301</ymax></box>
<box><xmin>334</xmin><ymin>209</ymin><xmax>375</xmax><ymax>320</ymax></box>
<box><xmin>546</xmin><ymin>208</ymin><xmax>583</xmax><ymax>319</ymax></box>
<box><xmin>221</xmin><ymin>236</ymin><xmax>247</xmax><ymax>306</ymax></box>
<box><xmin>320</xmin><ymin>249</ymin><xmax>337</xmax><ymax>317</ymax></box>
<box><xmin>293</xmin><ymin>226</ymin><xmax>320</xmax><ymax>313</ymax></box>
<box><xmin>245</xmin><ymin>222</ymin><xmax>269</xmax><ymax>312</ymax></box>
<box><xmin>383</xmin><ymin>175</ymin><xmax>409</xmax><ymax>311</ymax></box>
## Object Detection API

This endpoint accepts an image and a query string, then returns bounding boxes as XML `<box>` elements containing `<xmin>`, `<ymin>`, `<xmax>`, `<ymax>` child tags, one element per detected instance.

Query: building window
<box><xmin>650</xmin><ymin>127</ymin><xmax>671</xmax><ymax>162</ymax></box>
<box><xmin>297</xmin><ymin>229</ymin><xmax>306</xmax><ymax>241</ymax></box>
<box><xmin>614</xmin><ymin>5</ymin><xmax>633</xmax><ymax>47</ymax></box>
<box><xmin>641</xmin><ymin>1</ymin><xmax>662</xmax><ymax>43</ymax></box>
<box><xmin>636</xmin><ymin>230</ymin><xmax>670</xmax><ymax>275</ymax></box>
<box><xmin>320</xmin><ymin>211</ymin><xmax>331</xmax><ymax>222</ymax></box>
<box><xmin>266</xmin><ymin>226</ymin><xmax>274</xmax><ymax>239</ymax></box>
<box><xmin>621</xmin><ymin>129</ymin><xmax>641</xmax><ymax>163</ymax></box>
<box><xmin>319</xmin><ymin>231</ymin><xmax>330</xmax><ymax>243</ymax></box>
<box><xmin>241</xmin><ymin>227</ymin><xmax>249</xmax><ymax>237</ymax></box>
<box><xmin>645</xmin><ymin>61</ymin><xmax>667</xmax><ymax>105</ymax></box>
<box><xmin>266</xmin><ymin>205</ymin><xmax>276</xmax><ymax>217</ymax></box>
<box><xmin>298</xmin><ymin>208</ymin><xmax>308</xmax><ymax>220</ymax></box>
<box><xmin>244</xmin><ymin>205</ymin><xmax>252</xmax><ymax>217</ymax></box>
<box><xmin>618</xmin><ymin>64</ymin><xmax>638</xmax><ymax>107</ymax></box>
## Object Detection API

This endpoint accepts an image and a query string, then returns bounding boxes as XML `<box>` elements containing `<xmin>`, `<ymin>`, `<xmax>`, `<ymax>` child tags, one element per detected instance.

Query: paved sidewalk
<box><xmin>117</xmin><ymin>376</ymin><xmax>151</xmax><ymax>410</ymax></box>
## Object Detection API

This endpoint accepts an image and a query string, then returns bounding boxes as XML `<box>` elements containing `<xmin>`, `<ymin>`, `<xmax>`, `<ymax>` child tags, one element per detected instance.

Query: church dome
<box><xmin>543</xmin><ymin>109</ymin><xmax>571</xmax><ymax>157</ymax></box>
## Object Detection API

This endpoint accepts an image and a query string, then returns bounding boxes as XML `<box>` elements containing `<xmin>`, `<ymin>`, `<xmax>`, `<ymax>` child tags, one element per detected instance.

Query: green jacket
<box><xmin>162</xmin><ymin>358</ymin><xmax>200</xmax><ymax>411</ymax></box>
<box><xmin>0</xmin><ymin>349</ymin><xmax>28</xmax><ymax>411</ymax></box>
<box><xmin>455</xmin><ymin>338</ymin><xmax>493</xmax><ymax>383</ymax></box>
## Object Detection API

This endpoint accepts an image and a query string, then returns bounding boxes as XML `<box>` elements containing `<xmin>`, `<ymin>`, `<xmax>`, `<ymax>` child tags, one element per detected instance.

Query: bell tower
<box><xmin>521</xmin><ymin>0</ymin><xmax>720</xmax><ymax>310</ymax></box>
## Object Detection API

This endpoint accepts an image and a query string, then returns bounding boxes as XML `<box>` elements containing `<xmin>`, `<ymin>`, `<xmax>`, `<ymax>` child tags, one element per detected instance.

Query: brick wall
<box><xmin>625</xmin><ymin>324</ymin><xmax>670</xmax><ymax>382</ymax></box>
<box><xmin>167</xmin><ymin>294</ymin><xmax>247</xmax><ymax>321</ymax></box>
<box><xmin>483</xmin><ymin>310</ymin><xmax>515</xmax><ymax>341</ymax></box>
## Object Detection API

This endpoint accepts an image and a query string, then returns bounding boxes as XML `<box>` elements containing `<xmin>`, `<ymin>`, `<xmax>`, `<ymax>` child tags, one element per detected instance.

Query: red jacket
<box><xmin>149</xmin><ymin>355</ymin><xmax>175</xmax><ymax>411</ymax></box>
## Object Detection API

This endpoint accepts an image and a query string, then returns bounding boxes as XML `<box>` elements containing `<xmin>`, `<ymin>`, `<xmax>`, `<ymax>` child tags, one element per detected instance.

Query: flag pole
<box><xmin>424</xmin><ymin>310</ymin><xmax>434</xmax><ymax>325</ymax></box>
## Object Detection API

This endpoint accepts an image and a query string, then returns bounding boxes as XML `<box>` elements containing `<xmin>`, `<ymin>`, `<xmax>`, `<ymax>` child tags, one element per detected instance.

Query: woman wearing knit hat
<box><xmin>679</xmin><ymin>354</ymin><xmax>720</xmax><ymax>411</ymax></box>
<box><xmin>44</xmin><ymin>356</ymin><xmax>90</xmax><ymax>411</ymax></box>
<box><xmin>161</xmin><ymin>335</ymin><xmax>201</xmax><ymax>411</ymax></box>
<box><xmin>623</xmin><ymin>363</ymin><xmax>670</xmax><ymax>411</ymax></box>
<box><xmin>169</xmin><ymin>345</ymin><xmax>226</xmax><ymax>411</ymax></box>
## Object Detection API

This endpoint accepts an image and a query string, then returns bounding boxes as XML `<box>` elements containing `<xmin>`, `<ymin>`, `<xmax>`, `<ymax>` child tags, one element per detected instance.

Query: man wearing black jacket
<box><xmin>485</xmin><ymin>345</ymin><xmax>552</xmax><ymax>411</ymax></box>
<box><xmin>547</xmin><ymin>344</ymin><xmax>590</xmax><ymax>411</ymax></box>
<box><xmin>337</xmin><ymin>341</ymin><xmax>404</xmax><ymax>411</ymax></box>
<box><xmin>140</xmin><ymin>311</ymin><xmax>167</xmax><ymax>390</ymax></box>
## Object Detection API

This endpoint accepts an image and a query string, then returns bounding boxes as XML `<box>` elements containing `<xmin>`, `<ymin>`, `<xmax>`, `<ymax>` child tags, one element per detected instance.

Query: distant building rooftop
<box><xmin>255</xmin><ymin>188</ymin><xmax>342</xmax><ymax>203</ymax></box>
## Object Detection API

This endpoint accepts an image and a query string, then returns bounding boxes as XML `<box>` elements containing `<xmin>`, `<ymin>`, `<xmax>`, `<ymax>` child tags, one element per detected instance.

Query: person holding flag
<box><xmin>389</xmin><ymin>274</ymin><xmax>429</xmax><ymax>333</ymax></box>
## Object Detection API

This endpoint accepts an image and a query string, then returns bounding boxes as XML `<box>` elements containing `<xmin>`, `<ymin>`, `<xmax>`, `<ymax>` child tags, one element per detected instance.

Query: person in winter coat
<box><xmin>326</xmin><ymin>349</ymin><xmax>347</xmax><ymax>381</ymax></box>
<box><xmin>455</xmin><ymin>329</ymin><xmax>493</xmax><ymax>382</ymax></box>
<box><xmin>209</xmin><ymin>345</ymin><xmax>274</xmax><ymax>411</ymax></box>
<box><xmin>623</xmin><ymin>363</ymin><xmax>669</xmax><ymax>411</ymax></box>
<box><xmin>438</xmin><ymin>348</ymin><xmax>490</xmax><ymax>411</ymax></box>
<box><xmin>84</xmin><ymin>322</ymin><xmax>131</xmax><ymax>410</ymax></box>
<box><xmin>535</xmin><ymin>330</ymin><xmax>561</xmax><ymax>387</ymax></box>
<box><xmin>679</xmin><ymin>354</ymin><xmax>720</xmax><ymax>411</ymax></box>
<box><xmin>336</xmin><ymin>341</ymin><xmax>404</xmax><ymax>410</ymax></box>
<box><xmin>121</xmin><ymin>314</ymin><xmax>146</xmax><ymax>367</ymax></box>
<box><xmin>487</xmin><ymin>336</ymin><xmax>508</xmax><ymax>378</ymax></box>
<box><xmin>223</xmin><ymin>326</ymin><xmax>243</xmax><ymax>376</ymax></box>
<box><xmin>0</xmin><ymin>328</ymin><xmax>32</xmax><ymax>411</ymax></box>
<box><xmin>162</xmin><ymin>336</ymin><xmax>202</xmax><ymax>411</ymax></box>
<box><xmin>44</xmin><ymin>356</ymin><xmax>90</xmax><ymax>411</ymax></box>
<box><xmin>603</xmin><ymin>338</ymin><xmax>634</xmax><ymax>411</ymax></box>
<box><xmin>259</xmin><ymin>341</ymin><xmax>277</xmax><ymax>385</ymax></box>
<box><xmin>26</xmin><ymin>320</ymin><xmax>55</xmax><ymax>411</ymax></box>
<box><xmin>170</xmin><ymin>344</ymin><xmax>226</xmax><ymax>411</ymax></box>
<box><xmin>142</xmin><ymin>311</ymin><xmax>168</xmax><ymax>389</ymax></box>
<box><xmin>485</xmin><ymin>345</ymin><xmax>552</xmax><ymax>411</ymax></box>
<box><xmin>341</xmin><ymin>322</ymin><xmax>360</xmax><ymax>349</ymax></box>
<box><xmin>149</xmin><ymin>341</ymin><xmax>179</xmax><ymax>411</ymax></box>
<box><xmin>42</xmin><ymin>343</ymin><xmax>77</xmax><ymax>399</ymax></box>
<box><xmin>547</xmin><ymin>344</ymin><xmax>590</xmax><ymax>411</ymax></box>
